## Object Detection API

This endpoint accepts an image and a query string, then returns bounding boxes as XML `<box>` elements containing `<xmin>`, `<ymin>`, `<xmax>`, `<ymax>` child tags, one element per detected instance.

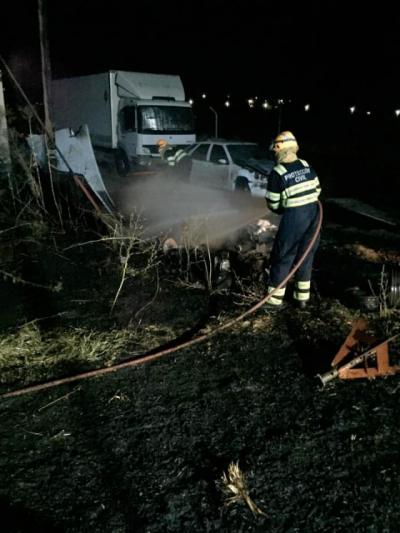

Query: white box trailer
<box><xmin>51</xmin><ymin>71</ymin><xmax>196</xmax><ymax>175</ymax></box>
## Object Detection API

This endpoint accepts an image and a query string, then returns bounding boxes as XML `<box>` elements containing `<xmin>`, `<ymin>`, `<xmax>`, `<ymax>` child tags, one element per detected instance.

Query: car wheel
<box><xmin>235</xmin><ymin>176</ymin><xmax>250</xmax><ymax>193</ymax></box>
<box><xmin>114</xmin><ymin>149</ymin><xmax>131</xmax><ymax>177</ymax></box>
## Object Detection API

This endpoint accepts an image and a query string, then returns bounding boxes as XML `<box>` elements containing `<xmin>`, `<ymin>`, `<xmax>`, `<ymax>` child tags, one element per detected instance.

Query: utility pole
<box><xmin>38</xmin><ymin>0</ymin><xmax>54</xmax><ymax>144</ymax></box>
<box><xmin>277</xmin><ymin>103</ymin><xmax>282</xmax><ymax>133</ymax></box>
<box><xmin>38</xmin><ymin>0</ymin><xmax>63</xmax><ymax>226</ymax></box>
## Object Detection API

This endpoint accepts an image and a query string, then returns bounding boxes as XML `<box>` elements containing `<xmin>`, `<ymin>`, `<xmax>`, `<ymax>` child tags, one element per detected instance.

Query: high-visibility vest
<box><xmin>266</xmin><ymin>159</ymin><xmax>321</xmax><ymax>212</ymax></box>
<box><xmin>164</xmin><ymin>147</ymin><xmax>188</xmax><ymax>167</ymax></box>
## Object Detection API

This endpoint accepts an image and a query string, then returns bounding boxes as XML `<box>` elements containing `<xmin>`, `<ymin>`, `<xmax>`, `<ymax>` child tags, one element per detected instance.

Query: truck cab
<box><xmin>114</xmin><ymin>71</ymin><xmax>195</xmax><ymax>173</ymax></box>
<box><xmin>117</xmin><ymin>98</ymin><xmax>195</xmax><ymax>172</ymax></box>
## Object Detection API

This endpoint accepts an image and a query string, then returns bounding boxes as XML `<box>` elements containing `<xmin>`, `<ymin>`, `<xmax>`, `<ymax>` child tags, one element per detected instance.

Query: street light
<box><xmin>209</xmin><ymin>106</ymin><xmax>218</xmax><ymax>138</ymax></box>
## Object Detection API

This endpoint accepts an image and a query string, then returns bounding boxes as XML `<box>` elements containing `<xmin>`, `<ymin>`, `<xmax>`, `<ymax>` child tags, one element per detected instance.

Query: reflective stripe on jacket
<box><xmin>164</xmin><ymin>147</ymin><xmax>188</xmax><ymax>167</ymax></box>
<box><xmin>266</xmin><ymin>158</ymin><xmax>321</xmax><ymax>212</ymax></box>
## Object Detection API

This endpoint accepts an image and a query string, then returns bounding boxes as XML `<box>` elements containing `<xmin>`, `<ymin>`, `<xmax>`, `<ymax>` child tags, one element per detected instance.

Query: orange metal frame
<box><xmin>331</xmin><ymin>318</ymin><xmax>400</xmax><ymax>380</ymax></box>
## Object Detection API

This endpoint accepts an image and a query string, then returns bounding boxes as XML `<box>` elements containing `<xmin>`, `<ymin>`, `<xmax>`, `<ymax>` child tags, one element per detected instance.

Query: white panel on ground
<box><xmin>325</xmin><ymin>197</ymin><xmax>397</xmax><ymax>226</ymax></box>
<box><xmin>28</xmin><ymin>125</ymin><xmax>115</xmax><ymax>214</ymax></box>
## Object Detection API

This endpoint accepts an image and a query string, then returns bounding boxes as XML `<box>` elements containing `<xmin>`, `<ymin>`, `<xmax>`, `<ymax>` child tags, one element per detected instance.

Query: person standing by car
<box><xmin>264</xmin><ymin>131</ymin><xmax>321</xmax><ymax>311</ymax></box>
<box><xmin>157</xmin><ymin>139</ymin><xmax>192</xmax><ymax>181</ymax></box>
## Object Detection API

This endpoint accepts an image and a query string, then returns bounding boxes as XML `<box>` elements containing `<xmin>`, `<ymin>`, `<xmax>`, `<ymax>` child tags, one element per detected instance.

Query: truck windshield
<box><xmin>138</xmin><ymin>106</ymin><xmax>195</xmax><ymax>134</ymax></box>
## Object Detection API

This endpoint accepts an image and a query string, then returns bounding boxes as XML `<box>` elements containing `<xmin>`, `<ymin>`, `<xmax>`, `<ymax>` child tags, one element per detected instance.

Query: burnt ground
<box><xmin>1</xmin><ymin>199</ymin><xmax>400</xmax><ymax>532</ymax></box>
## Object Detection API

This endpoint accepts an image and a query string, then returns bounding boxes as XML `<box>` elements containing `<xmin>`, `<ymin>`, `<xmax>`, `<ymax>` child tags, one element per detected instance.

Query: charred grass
<box><xmin>1</xmin><ymin>184</ymin><xmax>400</xmax><ymax>531</ymax></box>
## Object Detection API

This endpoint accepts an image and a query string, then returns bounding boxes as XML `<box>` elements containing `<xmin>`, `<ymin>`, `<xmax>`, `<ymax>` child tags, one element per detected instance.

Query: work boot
<box><xmin>262</xmin><ymin>301</ymin><xmax>287</xmax><ymax>314</ymax></box>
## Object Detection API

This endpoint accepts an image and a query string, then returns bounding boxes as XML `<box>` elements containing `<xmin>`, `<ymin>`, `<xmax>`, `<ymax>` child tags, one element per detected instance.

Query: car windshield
<box><xmin>227</xmin><ymin>144</ymin><xmax>266</xmax><ymax>164</ymax></box>
<box><xmin>138</xmin><ymin>106</ymin><xmax>195</xmax><ymax>134</ymax></box>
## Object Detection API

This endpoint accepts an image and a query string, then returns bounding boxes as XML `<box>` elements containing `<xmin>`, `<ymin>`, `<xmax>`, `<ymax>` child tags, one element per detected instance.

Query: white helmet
<box><xmin>272</xmin><ymin>131</ymin><xmax>299</xmax><ymax>154</ymax></box>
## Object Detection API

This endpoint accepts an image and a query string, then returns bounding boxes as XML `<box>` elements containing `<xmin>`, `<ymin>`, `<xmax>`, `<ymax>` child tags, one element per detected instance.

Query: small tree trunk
<box><xmin>0</xmin><ymin>70</ymin><xmax>12</xmax><ymax>176</ymax></box>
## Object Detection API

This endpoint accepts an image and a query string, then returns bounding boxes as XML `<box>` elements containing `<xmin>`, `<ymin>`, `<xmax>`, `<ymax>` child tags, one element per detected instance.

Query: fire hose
<box><xmin>1</xmin><ymin>202</ymin><xmax>323</xmax><ymax>399</ymax></box>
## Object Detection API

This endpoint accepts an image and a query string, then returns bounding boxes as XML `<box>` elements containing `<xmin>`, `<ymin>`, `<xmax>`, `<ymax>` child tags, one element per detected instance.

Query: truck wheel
<box><xmin>115</xmin><ymin>149</ymin><xmax>131</xmax><ymax>177</ymax></box>
<box><xmin>235</xmin><ymin>176</ymin><xmax>250</xmax><ymax>193</ymax></box>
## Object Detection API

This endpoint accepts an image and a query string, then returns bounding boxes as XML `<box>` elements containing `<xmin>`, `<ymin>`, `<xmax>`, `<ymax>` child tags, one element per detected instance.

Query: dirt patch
<box><xmin>346</xmin><ymin>243</ymin><xmax>400</xmax><ymax>264</ymax></box>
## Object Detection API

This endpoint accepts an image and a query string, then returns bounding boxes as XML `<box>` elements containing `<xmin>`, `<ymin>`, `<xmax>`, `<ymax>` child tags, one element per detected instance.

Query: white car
<box><xmin>186</xmin><ymin>140</ymin><xmax>274</xmax><ymax>197</ymax></box>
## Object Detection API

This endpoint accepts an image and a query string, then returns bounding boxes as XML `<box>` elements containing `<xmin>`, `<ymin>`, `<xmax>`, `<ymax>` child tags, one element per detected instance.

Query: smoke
<box><xmin>114</xmin><ymin>170</ymin><xmax>279</xmax><ymax>248</ymax></box>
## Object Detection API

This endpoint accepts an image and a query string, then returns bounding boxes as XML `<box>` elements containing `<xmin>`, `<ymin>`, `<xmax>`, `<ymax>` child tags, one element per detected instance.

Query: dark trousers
<box><xmin>269</xmin><ymin>203</ymin><xmax>320</xmax><ymax>287</ymax></box>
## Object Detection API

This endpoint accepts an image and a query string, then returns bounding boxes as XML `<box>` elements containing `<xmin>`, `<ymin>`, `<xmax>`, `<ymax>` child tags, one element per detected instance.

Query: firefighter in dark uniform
<box><xmin>265</xmin><ymin>131</ymin><xmax>321</xmax><ymax>311</ymax></box>
<box><xmin>157</xmin><ymin>139</ymin><xmax>192</xmax><ymax>181</ymax></box>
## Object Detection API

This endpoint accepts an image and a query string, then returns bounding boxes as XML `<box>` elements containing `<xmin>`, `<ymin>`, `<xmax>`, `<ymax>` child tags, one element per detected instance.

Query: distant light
<box><xmin>224</xmin><ymin>100</ymin><xmax>230</xmax><ymax>108</ymax></box>
<box><xmin>395</xmin><ymin>109</ymin><xmax>400</xmax><ymax>117</ymax></box>
<box><xmin>366</xmin><ymin>110</ymin><xmax>371</xmax><ymax>116</ymax></box>
<box><xmin>189</xmin><ymin>99</ymin><xmax>194</xmax><ymax>105</ymax></box>
<box><xmin>202</xmin><ymin>93</ymin><xmax>207</xmax><ymax>99</ymax></box>
<box><xmin>262</xmin><ymin>100</ymin><xmax>270</xmax><ymax>109</ymax></box>
<box><xmin>304</xmin><ymin>104</ymin><xmax>310</xmax><ymax>111</ymax></box>
<box><xmin>350</xmin><ymin>106</ymin><xmax>356</xmax><ymax>114</ymax></box>
<box><xmin>254</xmin><ymin>96</ymin><xmax>258</xmax><ymax>100</ymax></box>
<box><xmin>247</xmin><ymin>98</ymin><xmax>254</xmax><ymax>108</ymax></box>
<box><xmin>278</xmin><ymin>98</ymin><xmax>284</xmax><ymax>105</ymax></box>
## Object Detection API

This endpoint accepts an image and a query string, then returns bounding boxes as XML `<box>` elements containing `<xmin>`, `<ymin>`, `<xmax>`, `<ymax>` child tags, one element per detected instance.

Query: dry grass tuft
<box><xmin>0</xmin><ymin>322</ymin><xmax>152</xmax><ymax>387</ymax></box>
<box><xmin>220</xmin><ymin>461</ymin><xmax>266</xmax><ymax>516</ymax></box>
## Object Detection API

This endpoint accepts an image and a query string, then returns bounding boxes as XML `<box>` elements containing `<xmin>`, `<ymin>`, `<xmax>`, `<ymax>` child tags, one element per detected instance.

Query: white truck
<box><xmin>51</xmin><ymin>70</ymin><xmax>196</xmax><ymax>175</ymax></box>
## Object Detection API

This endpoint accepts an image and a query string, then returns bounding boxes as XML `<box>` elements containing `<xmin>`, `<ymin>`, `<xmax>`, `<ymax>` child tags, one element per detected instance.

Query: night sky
<box><xmin>2</xmin><ymin>1</ymin><xmax>399</xmax><ymax>108</ymax></box>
